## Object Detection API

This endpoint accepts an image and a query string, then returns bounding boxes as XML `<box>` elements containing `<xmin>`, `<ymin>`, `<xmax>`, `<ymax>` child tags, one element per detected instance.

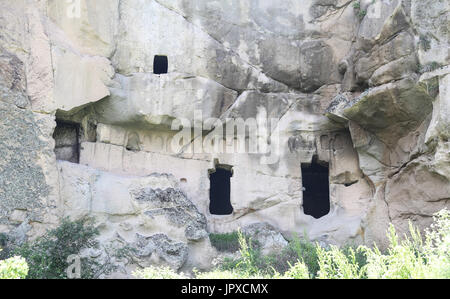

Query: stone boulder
<box><xmin>242</xmin><ymin>222</ymin><xmax>288</xmax><ymax>255</ymax></box>
<box><xmin>385</xmin><ymin>156</ymin><xmax>450</xmax><ymax>236</ymax></box>
<box><xmin>343</xmin><ymin>77</ymin><xmax>433</xmax><ymax>148</ymax></box>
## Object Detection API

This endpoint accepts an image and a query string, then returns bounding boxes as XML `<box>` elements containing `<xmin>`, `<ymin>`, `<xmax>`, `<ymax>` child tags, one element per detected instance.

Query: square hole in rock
<box><xmin>53</xmin><ymin>121</ymin><xmax>80</xmax><ymax>163</ymax></box>
<box><xmin>153</xmin><ymin>55</ymin><xmax>168</xmax><ymax>74</ymax></box>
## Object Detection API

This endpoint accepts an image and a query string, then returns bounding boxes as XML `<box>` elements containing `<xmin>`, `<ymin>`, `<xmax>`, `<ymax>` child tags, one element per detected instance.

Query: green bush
<box><xmin>209</xmin><ymin>232</ymin><xmax>241</xmax><ymax>252</ymax></box>
<box><xmin>209</xmin><ymin>231</ymin><xmax>260</xmax><ymax>253</ymax></box>
<box><xmin>13</xmin><ymin>217</ymin><xmax>103</xmax><ymax>279</ymax></box>
<box><xmin>352</xmin><ymin>1</ymin><xmax>361</xmax><ymax>9</ymax></box>
<box><xmin>0</xmin><ymin>255</ymin><xmax>29</xmax><ymax>279</ymax></box>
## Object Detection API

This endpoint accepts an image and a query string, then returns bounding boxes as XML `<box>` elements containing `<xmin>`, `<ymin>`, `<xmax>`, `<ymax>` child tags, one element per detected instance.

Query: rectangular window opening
<box><xmin>153</xmin><ymin>55</ymin><xmax>168</xmax><ymax>74</ymax></box>
<box><xmin>53</xmin><ymin>121</ymin><xmax>80</xmax><ymax>163</ymax></box>
<box><xmin>301</xmin><ymin>158</ymin><xmax>330</xmax><ymax>219</ymax></box>
<box><xmin>209</xmin><ymin>165</ymin><xmax>233</xmax><ymax>215</ymax></box>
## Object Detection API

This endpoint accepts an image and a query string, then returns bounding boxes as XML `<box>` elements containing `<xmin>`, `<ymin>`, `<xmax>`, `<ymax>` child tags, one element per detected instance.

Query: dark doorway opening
<box><xmin>301</xmin><ymin>159</ymin><xmax>330</xmax><ymax>219</ymax></box>
<box><xmin>153</xmin><ymin>55</ymin><xmax>168</xmax><ymax>74</ymax></box>
<box><xmin>209</xmin><ymin>166</ymin><xmax>233</xmax><ymax>215</ymax></box>
<box><xmin>53</xmin><ymin>121</ymin><xmax>80</xmax><ymax>163</ymax></box>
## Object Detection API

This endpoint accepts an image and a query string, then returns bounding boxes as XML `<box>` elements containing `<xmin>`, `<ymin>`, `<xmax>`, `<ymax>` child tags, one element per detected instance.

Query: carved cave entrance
<box><xmin>153</xmin><ymin>55</ymin><xmax>168</xmax><ymax>74</ymax></box>
<box><xmin>301</xmin><ymin>158</ymin><xmax>330</xmax><ymax>219</ymax></box>
<box><xmin>53</xmin><ymin>121</ymin><xmax>80</xmax><ymax>163</ymax></box>
<box><xmin>209</xmin><ymin>166</ymin><xmax>233</xmax><ymax>215</ymax></box>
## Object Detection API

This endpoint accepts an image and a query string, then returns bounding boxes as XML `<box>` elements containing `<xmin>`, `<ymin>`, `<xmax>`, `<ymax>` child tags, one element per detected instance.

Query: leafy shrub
<box><xmin>352</xmin><ymin>1</ymin><xmax>366</xmax><ymax>20</ymax></box>
<box><xmin>13</xmin><ymin>217</ymin><xmax>104</xmax><ymax>279</ymax></box>
<box><xmin>0</xmin><ymin>255</ymin><xmax>29</xmax><ymax>279</ymax></box>
<box><xmin>133</xmin><ymin>265</ymin><xmax>188</xmax><ymax>279</ymax></box>
<box><xmin>209</xmin><ymin>232</ymin><xmax>241</xmax><ymax>252</ymax></box>
<box><xmin>209</xmin><ymin>231</ymin><xmax>260</xmax><ymax>253</ymax></box>
<box><xmin>358</xmin><ymin>9</ymin><xmax>367</xmax><ymax>19</ymax></box>
<box><xmin>352</xmin><ymin>1</ymin><xmax>361</xmax><ymax>9</ymax></box>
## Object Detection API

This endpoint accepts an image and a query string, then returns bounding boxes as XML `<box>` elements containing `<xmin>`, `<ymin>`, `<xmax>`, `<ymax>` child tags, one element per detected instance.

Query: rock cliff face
<box><xmin>0</xmin><ymin>0</ymin><xmax>449</xmax><ymax>276</ymax></box>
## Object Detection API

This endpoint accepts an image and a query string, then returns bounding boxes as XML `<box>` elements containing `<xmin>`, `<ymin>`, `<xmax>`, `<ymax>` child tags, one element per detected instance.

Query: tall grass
<box><xmin>135</xmin><ymin>209</ymin><xmax>450</xmax><ymax>279</ymax></box>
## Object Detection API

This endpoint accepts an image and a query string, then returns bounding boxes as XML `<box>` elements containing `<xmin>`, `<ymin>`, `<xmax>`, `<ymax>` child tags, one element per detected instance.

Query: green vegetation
<box><xmin>362</xmin><ymin>209</ymin><xmax>450</xmax><ymax>279</ymax></box>
<box><xmin>352</xmin><ymin>1</ymin><xmax>367</xmax><ymax>20</ymax></box>
<box><xmin>419</xmin><ymin>61</ymin><xmax>442</xmax><ymax>74</ymax></box>
<box><xmin>2</xmin><ymin>209</ymin><xmax>449</xmax><ymax>279</ymax></box>
<box><xmin>136</xmin><ymin>209</ymin><xmax>450</xmax><ymax>279</ymax></box>
<box><xmin>316</xmin><ymin>245</ymin><xmax>366</xmax><ymax>279</ymax></box>
<box><xmin>218</xmin><ymin>231</ymin><xmax>319</xmax><ymax>277</ymax></box>
<box><xmin>358</xmin><ymin>9</ymin><xmax>367</xmax><ymax>20</ymax></box>
<box><xmin>134</xmin><ymin>265</ymin><xmax>188</xmax><ymax>279</ymax></box>
<box><xmin>12</xmin><ymin>218</ymin><xmax>101</xmax><ymax>279</ymax></box>
<box><xmin>209</xmin><ymin>231</ymin><xmax>261</xmax><ymax>253</ymax></box>
<box><xmin>209</xmin><ymin>231</ymin><xmax>243</xmax><ymax>252</ymax></box>
<box><xmin>0</xmin><ymin>254</ymin><xmax>29</xmax><ymax>279</ymax></box>
<box><xmin>419</xmin><ymin>34</ymin><xmax>431</xmax><ymax>52</ymax></box>
<box><xmin>0</xmin><ymin>234</ymin><xmax>9</xmax><ymax>260</ymax></box>
<box><xmin>5</xmin><ymin>217</ymin><xmax>134</xmax><ymax>279</ymax></box>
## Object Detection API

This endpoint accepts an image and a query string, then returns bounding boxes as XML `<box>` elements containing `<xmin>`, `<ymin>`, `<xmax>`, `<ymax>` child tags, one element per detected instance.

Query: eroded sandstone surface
<box><xmin>0</xmin><ymin>0</ymin><xmax>449</xmax><ymax>276</ymax></box>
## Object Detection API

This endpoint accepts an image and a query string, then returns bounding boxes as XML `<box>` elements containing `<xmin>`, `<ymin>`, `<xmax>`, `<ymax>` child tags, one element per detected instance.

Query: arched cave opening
<box><xmin>53</xmin><ymin>121</ymin><xmax>80</xmax><ymax>163</ymax></box>
<box><xmin>153</xmin><ymin>55</ymin><xmax>168</xmax><ymax>74</ymax></box>
<box><xmin>209</xmin><ymin>166</ymin><xmax>233</xmax><ymax>215</ymax></box>
<box><xmin>301</xmin><ymin>158</ymin><xmax>330</xmax><ymax>219</ymax></box>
